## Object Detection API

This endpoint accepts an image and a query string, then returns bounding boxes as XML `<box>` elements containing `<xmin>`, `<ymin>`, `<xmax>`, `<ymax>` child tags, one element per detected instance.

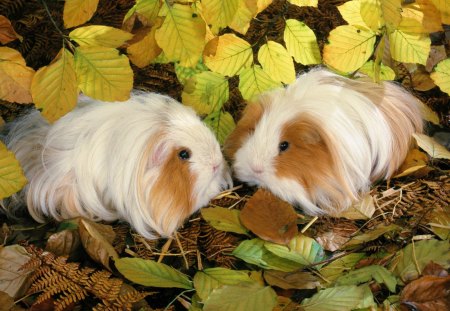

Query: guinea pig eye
<box><xmin>178</xmin><ymin>149</ymin><xmax>191</xmax><ymax>160</ymax></box>
<box><xmin>279</xmin><ymin>141</ymin><xmax>289</xmax><ymax>153</ymax></box>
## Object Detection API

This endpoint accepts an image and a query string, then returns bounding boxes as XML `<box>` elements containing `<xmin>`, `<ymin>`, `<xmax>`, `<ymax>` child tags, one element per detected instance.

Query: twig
<box><xmin>175</xmin><ymin>232</ymin><xmax>190</xmax><ymax>270</ymax></box>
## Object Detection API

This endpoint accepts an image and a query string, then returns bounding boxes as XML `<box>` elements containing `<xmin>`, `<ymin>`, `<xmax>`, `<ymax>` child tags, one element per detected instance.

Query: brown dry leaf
<box><xmin>315</xmin><ymin>220</ymin><xmax>359</xmax><ymax>252</ymax></box>
<box><xmin>426</xmin><ymin>45</ymin><xmax>447</xmax><ymax>72</ymax></box>
<box><xmin>274</xmin><ymin>296</ymin><xmax>305</xmax><ymax>311</ymax></box>
<box><xmin>422</xmin><ymin>261</ymin><xmax>449</xmax><ymax>277</ymax></box>
<box><xmin>338</xmin><ymin>194</ymin><xmax>375</xmax><ymax>220</ymax></box>
<box><xmin>0</xmin><ymin>47</ymin><xmax>34</xmax><ymax>104</ymax></box>
<box><xmin>45</xmin><ymin>229</ymin><xmax>81</xmax><ymax>257</ymax></box>
<box><xmin>240</xmin><ymin>189</ymin><xmax>298</xmax><ymax>245</ymax></box>
<box><xmin>0</xmin><ymin>15</ymin><xmax>22</xmax><ymax>44</ymax></box>
<box><xmin>400</xmin><ymin>275</ymin><xmax>450</xmax><ymax>311</ymax></box>
<box><xmin>127</xmin><ymin>19</ymin><xmax>163</xmax><ymax>68</ymax></box>
<box><xmin>0</xmin><ymin>245</ymin><xmax>32</xmax><ymax>298</ymax></box>
<box><xmin>78</xmin><ymin>218</ymin><xmax>118</xmax><ymax>271</ymax></box>
<box><xmin>412</xmin><ymin>70</ymin><xmax>436</xmax><ymax>91</ymax></box>
<box><xmin>0</xmin><ymin>291</ymin><xmax>14</xmax><ymax>310</ymax></box>
<box><xmin>394</xmin><ymin>148</ymin><xmax>429</xmax><ymax>178</ymax></box>
<box><xmin>0</xmin><ymin>116</ymin><xmax>4</xmax><ymax>127</ymax></box>
<box><xmin>264</xmin><ymin>270</ymin><xmax>321</xmax><ymax>290</ymax></box>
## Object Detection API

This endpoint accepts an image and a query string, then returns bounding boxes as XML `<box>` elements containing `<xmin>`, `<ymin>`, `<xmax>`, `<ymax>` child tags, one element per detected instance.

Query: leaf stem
<box><xmin>164</xmin><ymin>288</ymin><xmax>195</xmax><ymax>311</ymax></box>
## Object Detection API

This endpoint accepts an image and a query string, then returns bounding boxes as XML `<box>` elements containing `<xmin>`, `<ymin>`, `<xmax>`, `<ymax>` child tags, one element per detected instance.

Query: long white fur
<box><xmin>232</xmin><ymin>69</ymin><xmax>423</xmax><ymax>215</ymax></box>
<box><xmin>3</xmin><ymin>92</ymin><xmax>231</xmax><ymax>239</ymax></box>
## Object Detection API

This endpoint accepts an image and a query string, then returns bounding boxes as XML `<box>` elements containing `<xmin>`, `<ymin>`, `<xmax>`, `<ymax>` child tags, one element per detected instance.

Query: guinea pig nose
<box><xmin>251</xmin><ymin>164</ymin><xmax>264</xmax><ymax>175</ymax></box>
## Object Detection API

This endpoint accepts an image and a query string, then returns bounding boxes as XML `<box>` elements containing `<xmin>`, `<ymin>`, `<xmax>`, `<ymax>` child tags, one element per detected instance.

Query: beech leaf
<box><xmin>0</xmin><ymin>142</ymin><xmax>27</xmax><ymax>200</ymax></box>
<box><xmin>155</xmin><ymin>3</ymin><xmax>206</xmax><ymax>67</ymax></box>
<box><xmin>360</xmin><ymin>0</ymin><xmax>402</xmax><ymax>32</ymax></box>
<box><xmin>430</xmin><ymin>58</ymin><xmax>450</xmax><ymax>95</ymax></box>
<box><xmin>229</xmin><ymin>0</ymin><xmax>257</xmax><ymax>34</ymax></box>
<box><xmin>358</xmin><ymin>60</ymin><xmax>395</xmax><ymax>81</ymax></box>
<box><xmin>45</xmin><ymin>229</ymin><xmax>81</xmax><ymax>257</ymax></box>
<box><xmin>0</xmin><ymin>47</ymin><xmax>34</xmax><ymax>104</ymax></box>
<box><xmin>0</xmin><ymin>15</ymin><xmax>22</xmax><ymax>44</ymax></box>
<box><xmin>175</xmin><ymin>61</ymin><xmax>209</xmax><ymax>85</ymax></box>
<box><xmin>284</xmin><ymin>19</ymin><xmax>321</xmax><ymax>65</ymax></box>
<box><xmin>337</xmin><ymin>0</ymin><xmax>368</xmax><ymax>28</ymax></box>
<box><xmin>239</xmin><ymin>189</ymin><xmax>298</xmax><ymax>245</ymax></box>
<box><xmin>400</xmin><ymin>275</ymin><xmax>450</xmax><ymax>311</ymax></box>
<box><xmin>238</xmin><ymin>65</ymin><xmax>282</xmax><ymax>101</ymax></box>
<box><xmin>319</xmin><ymin>253</ymin><xmax>366</xmax><ymax>282</ymax></box>
<box><xmin>288</xmin><ymin>0</ymin><xmax>318</xmax><ymax>7</ymax></box>
<box><xmin>203</xmin><ymin>34</ymin><xmax>253</xmax><ymax>76</ymax></box>
<box><xmin>201</xmin><ymin>207</ymin><xmax>248</xmax><ymax>235</ymax></box>
<box><xmin>193</xmin><ymin>267</ymin><xmax>254</xmax><ymax>301</ymax></box>
<box><xmin>63</xmin><ymin>0</ymin><xmax>99</xmax><ymax>28</ymax></box>
<box><xmin>31</xmin><ymin>48</ymin><xmax>78</xmax><ymax>122</ymax></box>
<box><xmin>203</xmin><ymin>283</ymin><xmax>278</xmax><ymax>311</ymax></box>
<box><xmin>204</xmin><ymin>111</ymin><xmax>236</xmax><ymax>145</ymax></box>
<box><xmin>69</xmin><ymin>25</ymin><xmax>133</xmax><ymax>48</ymax></box>
<box><xmin>336</xmin><ymin>265</ymin><xmax>397</xmax><ymax>292</ymax></box>
<box><xmin>258</xmin><ymin>41</ymin><xmax>296</xmax><ymax>84</ymax></box>
<box><xmin>74</xmin><ymin>46</ymin><xmax>133</xmax><ymax>101</ymax></box>
<box><xmin>338</xmin><ymin>193</ymin><xmax>376</xmax><ymax>220</ymax></box>
<box><xmin>115</xmin><ymin>257</ymin><xmax>193</xmax><ymax>289</ymax></box>
<box><xmin>429</xmin><ymin>0</ymin><xmax>450</xmax><ymax>24</ymax></box>
<box><xmin>127</xmin><ymin>20</ymin><xmax>163</xmax><ymax>68</ymax></box>
<box><xmin>123</xmin><ymin>0</ymin><xmax>161</xmax><ymax>28</ymax></box>
<box><xmin>388</xmin><ymin>30</ymin><xmax>431</xmax><ymax>65</ymax></box>
<box><xmin>413</xmin><ymin>133</ymin><xmax>450</xmax><ymax>160</ymax></box>
<box><xmin>323</xmin><ymin>25</ymin><xmax>376</xmax><ymax>72</ymax></box>
<box><xmin>399</xmin><ymin>0</ymin><xmax>443</xmax><ymax>34</ymax></box>
<box><xmin>428</xmin><ymin>208</ymin><xmax>450</xmax><ymax>240</ymax></box>
<box><xmin>0</xmin><ymin>245</ymin><xmax>32</xmax><ymax>298</ymax></box>
<box><xmin>264</xmin><ymin>270</ymin><xmax>321</xmax><ymax>290</ymax></box>
<box><xmin>343</xmin><ymin>223</ymin><xmax>400</xmax><ymax>248</ymax></box>
<box><xmin>201</xmin><ymin>0</ymin><xmax>241</xmax><ymax>33</ymax></box>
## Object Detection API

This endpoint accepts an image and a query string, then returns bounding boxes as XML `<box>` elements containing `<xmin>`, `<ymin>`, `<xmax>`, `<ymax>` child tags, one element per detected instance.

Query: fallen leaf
<box><xmin>426</xmin><ymin>45</ymin><xmax>447</xmax><ymax>73</ymax></box>
<box><xmin>0</xmin><ymin>142</ymin><xmax>28</xmax><ymax>200</ymax></box>
<box><xmin>422</xmin><ymin>261</ymin><xmax>448</xmax><ymax>277</ymax></box>
<box><xmin>411</xmin><ymin>69</ymin><xmax>436</xmax><ymax>91</ymax></box>
<box><xmin>336</xmin><ymin>265</ymin><xmax>397</xmax><ymax>293</ymax></box>
<box><xmin>63</xmin><ymin>0</ymin><xmax>99</xmax><ymax>28</ymax></box>
<box><xmin>315</xmin><ymin>219</ymin><xmax>359</xmax><ymax>251</ymax></box>
<box><xmin>413</xmin><ymin>133</ymin><xmax>450</xmax><ymax>160</ymax></box>
<box><xmin>78</xmin><ymin>218</ymin><xmax>118</xmax><ymax>271</ymax></box>
<box><xmin>45</xmin><ymin>229</ymin><xmax>81</xmax><ymax>257</ymax></box>
<box><xmin>0</xmin><ymin>245</ymin><xmax>33</xmax><ymax>298</ymax></box>
<box><xmin>319</xmin><ymin>253</ymin><xmax>366</xmax><ymax>283</ymax></box>
<box><xmin>204</xmin><ymin>111</ymin><xmax>236</xmax><ymax>145</ymax></box>
<box><xmin>201</xmin><ymin>207</ymin><xmax>248</xmax><ymax>235</ymax></box>
<box><xmin>344</xmin><ymin>223</ymin><xmax>400</xmax><ymax>248</ymax></box>
<box><xmin>274</xmin><ymin>296</ymin><xmax>304</xmax><ymax>311</ymax></box>
<box><xmin>400</xmin><ymin>275</ymin><xmax>450</xmax><ymax>311</ymax></box>
<box><xmin>127</xmin><ymin>20</ymin><xmax>162</xmax><ymax>68</ymax></box>
<box><xmin>240</xmin><ymin>189</ymin><xmax>299</xmax><ymax>245</ymax></box>
<box><xmin>0</xmin><ymin>15</ymin><xmax>22</xmax><ymax>44</ymax></box>
<box><xmin>0</xmin><ymin>292</ymin><xmax>14</xmax><ymax>310</ymax></box>
<box><xmin>264</xmin><ymin>270</ymin><xmax>320</xmax><ymax>290</ymax></box>
<box><xmin>338</xmin><ymin>193</ymin><xmax>375</xmax><ymax>220</ymax></box>
<box><xmin>394</xmin><ymin>148</ymin><xmax>429</xmax><ymax>178</ymax></box>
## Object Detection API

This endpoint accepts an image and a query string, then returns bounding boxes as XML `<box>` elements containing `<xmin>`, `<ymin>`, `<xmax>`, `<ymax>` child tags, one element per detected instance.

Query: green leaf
<box><xmin>31</xmin><ymin>48</ymin><xmax>78</xmax><ymax>122</ymax></box>
<box><xmin>391</xmin><ymin>239</ymin><xmax>450</xmax><ymax>283</ymax></box>
<box><xmin>319</xmin><ymin>253</ymin><xmax>366</xmax><ymax>283</ymax></box>
<box><xmin>284</xmin><ymin>19</ymin><xmax>321</xmax><ymax>65</ymax></box>
<box><xmin>63</xmin><ymin>0</ymin><xmax>99</xmax><ymax>28</ymax></box>
<box><xmin>74</xmin><ymin>46</ymin><xmax>133</xmax><ymax>101</ymax></box>
<box><xmin>238</xmin><ymin>65</ymin><xmax>282</xmax><ymax>101</ymax></box>
<box><xmin>360</xmin><ymin>0</ymin><xmax>402</xmax><ymax>32</ymax></box>
<box><xmin>258</xmin><ymin>41</ymin><xmax>295</xmax><ymax>83</ymax></box>
<box><xmin>336</xmin><ymin>265</ymin><xmax>397</xmax><ymax>292</ymax></box>
<box><xmin>202</xmin><ymin>0</ymin><xmax>241</xmax><ymax>33</ymax></box>
<box><xmin>203</xmin><ymin>34</ymin><xmax>253</xmax><ymax>76</ymax></box>
<box><xmin>0</xmin><ymin>142</ymin><xmax>27</xmax><ymax>200</ymax></box>
<box><xmin>323</xmin><ymin>25</ymin><xmax>376</xmax><ymax>72</ymax></box>
<box><xmin>175</xmin><ymin>61</ymin><xmax>209</xmax><ymax>85</ymax></box>
<box><xmin>69</xmin><ymin>25</ymin><xmax>133</xmax><ymax>48</ymax></box>
<box><xmin>155</xmin><ymin>4</ymin><xmax>206</xmax><ymax>67</ymax></box>
<box><xmin>115</xmin><ymin>257</ymin><xmax>193</xmax><ymax>289</ymax></box>
<box><xmin>388</xmin><ymin>30</ymin><xmax>431</xmax><ymax>65</ymax></box>
<box><xmin>203</xmin><ymin>283</ymin><xmax>278</xmax><ymax>311</ymax></box>
<box><xmin>428</xmin><ymin>208</ymin><xmax>450</xmax><ymax>240</ymax></box>
<box><xmin>264</xmin><ymin>234</ymin><xmax>325</xmax><ymax>266</ymax></box>
<box><xmin>193</xmin><ymin>267</ymin><xmax>253</xmax><ymax>301</ymax></box>
<box><xmin>204</xmin><ymin>111</ymin><xmax>236</xmax><ymax>145</ymax></box>
<box><xmin>201</xmin><ymin>207</ymin><xmax>247</xmax><ymax>235</ymax></box>
<box><xmin>232</xmin><ymin>239</ymin><xmax>302</xmax><ymax>272</ymax></box>
<box><xmin>430</xmin><ymin>58</ymin><xmax>450</xmax><ymax>95</ymax></box>
<box><xmin>359</xmin><ymin>60</ymin><xmax>395</xmax><ymax>81</ymax></box>
<box><xmin>182</xmin><ymin>71</ymin><xmax>229</xmax><ymax>115</ymax></box>
<box><xmin>343</xmin><ymin>223</ymin><xmax>400</xmax><ymax>248</ymax></box>
<box><xmin>301</xmin><ymin>285</ymin><xmax>375</xmax><ymax>311</ymax></box>
<box><xmin>288</xmin><ymin>0</ymin><xmax>318</xmax><ymax>7</ymax></box>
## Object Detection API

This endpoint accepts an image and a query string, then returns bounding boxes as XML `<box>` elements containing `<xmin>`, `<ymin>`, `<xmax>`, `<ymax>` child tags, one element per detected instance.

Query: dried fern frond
<box><xmin>22</xmin><ymin>244</ymin><xmax>149</xmax><ymax>311</ymax></box>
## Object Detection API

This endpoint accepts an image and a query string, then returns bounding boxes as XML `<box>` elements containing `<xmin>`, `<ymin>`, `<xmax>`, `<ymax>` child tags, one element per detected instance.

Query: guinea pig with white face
<box><xmin>224</xmin><ymin>69</ymin><xmax>423</xmax><ymax>216</ymax></box>
<box><xmin>3</xmin><ymin>92</ymin><xmax>232</xmax><ymax>239</ymax></box>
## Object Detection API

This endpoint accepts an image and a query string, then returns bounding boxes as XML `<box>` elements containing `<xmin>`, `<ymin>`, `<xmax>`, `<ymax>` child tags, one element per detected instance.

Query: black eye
<box><xmin>178</xmin><ymin>149</ymin><xmax>191</xmax><ymax>160</ymax></box>
<box><xmin>279</xmin><ymin>141</ymin><xmax>289</xmax><ymax>153</ymax></box>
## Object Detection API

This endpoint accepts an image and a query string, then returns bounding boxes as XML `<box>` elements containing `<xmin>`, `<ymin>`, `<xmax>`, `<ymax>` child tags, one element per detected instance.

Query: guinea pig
<box><xmin>3</xmin><ymin>92</ymin><xmax>232</xmax><ymax>239</ymax></box>
<box><xmin>224</xmin><ymin>68</ymin><xmax>423</xmax><ymax>216</ymax></box>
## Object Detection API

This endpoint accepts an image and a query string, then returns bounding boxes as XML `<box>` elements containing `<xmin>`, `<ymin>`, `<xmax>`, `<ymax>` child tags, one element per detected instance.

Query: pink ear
<box><xmin>150</xmin><ymin>141</ymin><xmax>170</xmax><ymax>167</ymax></box>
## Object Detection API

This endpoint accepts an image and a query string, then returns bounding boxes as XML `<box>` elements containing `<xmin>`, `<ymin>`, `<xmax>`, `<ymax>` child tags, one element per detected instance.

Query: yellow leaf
<box><xmin>429</xmin><ymin>0</ymin><xmax>450</xmax><ymax>24</ymax></box>
<box><xmin>413</xmin><ymin>133</ymin><xmax>450</xmax><ymax>160</ymax></box>
<box><xmin>74</xmin><ymin>46</ymin><xmax>133</xmax><ymax>101</ymax></box>
<box><xmin>182</xmin><ymin>71</ymin><xmax>229</xmax><ymax>115</ymax></box>
<box><xmin>360</xmin><ymin>0</ymin><xmax>402</xmax><ymax>32</ymax></box>
<box><xmin>338</xmin><ymin>0</ymin><xmax>369</xmax><ymax>28</ymax></box>
<box><xmin>339</xmin><ymin>194</ymin><xmax>375</xmax><ymax>220</ymax></box>
<box><xmin>127</xmin><ymin>21</ymin><xmax>163</xmax><ymax>68</ymax></box>
<box><xmin>63</xmin><ymin>0</ymin><xmax>99</xmax><ymax>28</ymax></box>
<box><xmin>0</xmin><ymin>47</ymin><xmax>34</xmax><ymax>104</ymax></box>
<box><xmin>238</xmin><ymin>65</ymin><xmax>282</xmax><ymax>100</ymax></box>
<box><xmin>0</xmin><ymin>142</ymin><xmax>27</xmax><ymax>200</ymax></box>
<box><xmin>284</xmin><ymin>19</ymin><xmax>321</xmax><ymax>65</ymax></box>
<box><xmin>398</xmin><ymin>0</ymin><xmax>443</xmax><ymax>34</ymax></box>
<box><xmin>359</xmin><ymin>60</ymin><xmax>395</xmax><ymax>80</ymax></box>
<box><xmin>202</xmin><ymin>0</ymin><xmax>241</xmax><ymax>33</ymax></box>
<box><xmin>69</xmin><ymin>25</ymin><xmax>133</xmax><ymax>48</ymax></box>
<box><xmin>388</xmin><ymin>30</ymin><xmax>430</xmax><ymax>65</ymax></box>
<box><xmin>416</xmin><ymin>97</ymin><xmax>440</xmax><ymax>125</ymax></box>
<box><xmin>175</xmin><ymin>60</ymin><xmax>209</xmax><ymax>85</ymax></box>
<box><xmin>288</xmin><ymin>0</ymin><xmax>318</xmax><ymax>7</ymax></box>
<box><xmin>412</xmin><ymin>70</ymin><xmax>436</xmax><ymax>92</ymax></box>
<box><xmin>155</xmin><ymin>4</ymin><xmax>206</xmax><ymax>67</ymax></box>
<box><xmin>323</xmin><ymin>25</ymin><xmax>376</xmax><ymax>72</ymax></box>
<box><xmin>229</xmin><ymin>0</ymin><xmax>257</xmax><ymax>35</ymax></box>
<box><xmin>123</xmin><ymin>0</ymin><xmax>161</xmax><ymax>28</ymax></box>
<box><xmin>430</xmin><ymin>58</ymin><xmax>450</xmax><ymax>95</ymax></box>
<box><xmin>31</xmin><ymin>48</ymin><xmax>78</xmax><ymax>122</ymax></box>
<box><xmin>204</xmin><ymin>111</ymin><xmax>236</xmax><ymax>145</ymax></box>
<box><xmin>256</xmin><ymin>0</ymin><xmax>274</xmax><ymax>14</ymax></box>
<box><xmin>258</xmin><ymin>41</ymin><xmax>295</xmax><ymax>84</ymax></box>
<box><xmin>394</xmin><ymin>149</ymin><xmax>428</xmax><ymax>178</ymax></box>
<box><xmin>203</xmin><ymin>34</ymin><xmax>253</xmax><ymax>76</ymax></box>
